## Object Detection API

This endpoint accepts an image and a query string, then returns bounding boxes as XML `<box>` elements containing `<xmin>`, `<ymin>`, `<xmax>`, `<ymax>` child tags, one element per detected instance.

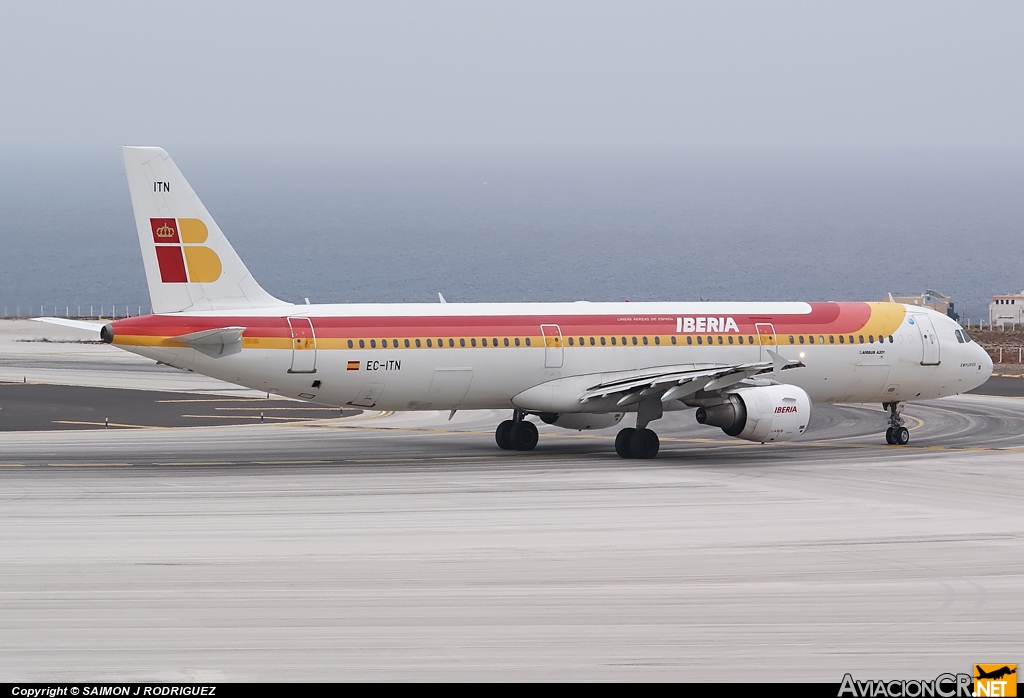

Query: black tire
<box><xmin>510</xmin><ymin>420</ymin><xmax>539</xmax><ymax>451</ymax></box>
<box><xmin>630</xmin><ymin>428</ymin><xmax>660</xmax><ymax>459</ymax></box>
<box><xmin>885</xmin><ymin>427</ymin><xmax>895</xmax><ymax>445</ymax></box>
<box><xmin>615</xmin><ymin>428</ymin><xmax>635</xmax><ymax>458</ymax></box>
<box><xmin>896</xmin><ymin>426</ymin><xmax>910</xmax><ymax>445</ymax></box>
<box><xmin>495</xmin><ymin>420</ymin><xmax>515</xmax><ymax>450</ymax></box>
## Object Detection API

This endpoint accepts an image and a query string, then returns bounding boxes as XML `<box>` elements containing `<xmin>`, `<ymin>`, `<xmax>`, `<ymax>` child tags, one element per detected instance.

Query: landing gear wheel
<box><xmin>885</xmin><ymin>427</ymin><xmax>895</xmax><ymax>445</ymax></box>
<box><xmin>895</xmin><ymin>426</ymin><xmax>910</xmax><ymax>445</ymax></box>
<box><xmin>495</xmin><ymin>420</ymin><xmax>515</xmax><ymax>450</ymax></box>
<box><xmin>615</xmin><ymin>428</ymin><xmax>635</xmax><ymax>458</ymax></box>
<box><xmin>630</xmin><ymin>428</ymin><xmax>660</xmax><ymax>459</ymax></box>
<box><xmin>509</xmin><ymin>420</ymin><xmax>539</xmax><ymax>451</ymax></box>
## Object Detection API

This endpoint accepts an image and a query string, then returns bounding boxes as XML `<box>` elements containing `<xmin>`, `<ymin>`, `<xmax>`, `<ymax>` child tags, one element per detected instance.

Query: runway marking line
<box><xmin>51</xmin><ymin>420</ymin><xmax>170</xmax><ymax>429</ymax></box>
<box><xmin>49</xmin><ymin>462</ymin><xmax>131</xmax><ymax>467</ymax></box>
<box><xmin>180</xmin><ymin>414</ymin><xmax>313</xmax><ymax>421</ymax></box>
<box><xmin>0</xmin><ymin>463</ymin><xmax>25</xmax><ymax>467</ymax></box>
<box><xmin>213</xmin><ymin>407</ymin><xmax>341</xmax><ymax>412</ymax></box>
<box><xmin>156</xmin><ymin>398</ymin><xmax>289</xmax><ymax>403</ymax></box>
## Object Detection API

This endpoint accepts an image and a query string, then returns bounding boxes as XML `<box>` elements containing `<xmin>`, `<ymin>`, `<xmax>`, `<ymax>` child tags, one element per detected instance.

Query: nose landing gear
<box><xmin>495</xmin><ymin>410</ymin><xmax>538</xmax><ymax>451</ymax></box>
<box><xmin>884</xmin><ymin>402</ymin><xmax>910</xmax><ymax>445</ymax></box>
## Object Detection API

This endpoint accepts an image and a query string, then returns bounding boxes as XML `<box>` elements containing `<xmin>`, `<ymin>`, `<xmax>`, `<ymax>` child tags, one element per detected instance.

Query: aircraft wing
<box><xmin>580</xmin><ymin>351</ymin><xmax>805</xmax><ymax>407</ymax></box>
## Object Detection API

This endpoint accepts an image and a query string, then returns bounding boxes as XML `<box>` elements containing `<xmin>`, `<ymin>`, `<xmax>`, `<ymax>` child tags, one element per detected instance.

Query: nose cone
<box><xmin>975</xmin><ymin>343</ymin><xmax>994</xmax><ymax>388</ymax></box>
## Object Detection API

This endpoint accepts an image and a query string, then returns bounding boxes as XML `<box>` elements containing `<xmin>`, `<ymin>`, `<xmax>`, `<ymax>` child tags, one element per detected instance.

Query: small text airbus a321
<box><xmin>43</xmin><ymin>147</ymin><xmax>992</xmax><ymax>458</ymax></box>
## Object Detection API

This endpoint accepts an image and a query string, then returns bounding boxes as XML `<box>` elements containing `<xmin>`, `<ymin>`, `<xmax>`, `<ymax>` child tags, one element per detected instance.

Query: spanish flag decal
<box><xmin>347</xmin><ymin>360</ymin><xmax>360</xmax><ymax>371</ymax></box>
<box><xmin>151</xmin><ymin>218</ymin><xmax>223</xmax><ymax>283</ymax></box>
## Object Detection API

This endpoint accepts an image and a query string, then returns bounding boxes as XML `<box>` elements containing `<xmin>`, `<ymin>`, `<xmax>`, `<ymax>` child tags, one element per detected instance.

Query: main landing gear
<box><xmin>614</xmin><ymin>398</ymin><xmax>662</xmax><ymax>459</ymax></box>
<box><xmin>884</xmin><ymin>401</ymin><xmax>910</xmax><ymax>446</ymax></box>
<box><xmin>495</xmin><ymin>410</ymin><xmax>539</xmax><ymax>451</ymax></box>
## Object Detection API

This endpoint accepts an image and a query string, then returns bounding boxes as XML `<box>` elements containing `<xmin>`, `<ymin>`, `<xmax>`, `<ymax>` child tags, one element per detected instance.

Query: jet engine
<box><xmin>538</xmin><ymin>412</ymin><xmax>624</xmax><ymax>431</ymax></box>
<box><xmin>695</xmin><ymin>384</ymin><xmax>810</xmax><ymax>443</ymax></box>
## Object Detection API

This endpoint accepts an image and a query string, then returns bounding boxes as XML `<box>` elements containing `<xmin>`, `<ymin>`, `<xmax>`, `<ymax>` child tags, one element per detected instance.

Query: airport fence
<box><xmin>2</xmin><ymin>305</ymin><xmax>149</xmax><ymax>320</ymax></box>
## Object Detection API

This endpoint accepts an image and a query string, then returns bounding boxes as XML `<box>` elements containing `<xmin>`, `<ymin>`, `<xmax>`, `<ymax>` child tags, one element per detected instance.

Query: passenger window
<box><xmin>471</xmin><ymin>338</ymin><xmax>477</xmax><ymax>347</ymax></box>
<box><xmin>868</xmin><ymin>335</ymin><xmax>874</xmax><ymax>343</ymax></box>
<box><xmin>504</xmin><ymin>338</ymin><xmax>510</xmax><ymax>347</ymax></box>
<box><xmin>359</xmin><ymin>339</ymin><xmax>365</xmax><ymax>349</ymax></box>
<box><xmin>437</xmin><ymin>339</ymin><xmax>443</xmax><ymax>347</ymax></box>
<box><xmin>461</xmin><ymin>338</ymin><xmax>467</xmax><ymax>347</ymax></box>
<box><xmin>697</xmin><ymin>336</ymin><xmax>703</xmax><ymax>345</ymax></box>
<box><xmin>415</xmin><ymin>338</ymin><xmax>421</xmax><ymax>347</ymax></box>
<box><xmin>670</xmin><ymin>336</ymin><xmax>676</xmax><ymax>345</ymax></box>
<box><xmin>858</xmin><ymin>335</ymin><xmax>864</xmax><ymax>343</ymax></box>
<box><xmin>828</xmin><ymin>335</ymin><xmax>834</xmax><ymax>344</ymax></box>
<box><xmin>808</xmin><ymin>335</ymin><xmax>814</xmax><ymax>344</ymax></box>
<box><xmin>621</xmin><ymin>337</ymin><xmax>627</xmax><ymax>345</ymax></box>
<box><xmin>426</xmin><ymin>338</ymin><xmax>432</xmax><ymax>347</ymax></box>
<box><xmin>728</xmin><ymin>336</ymin><xmax>734</xmax><ymax>344</ymax></box>
<box><xmin>482</xmin><ymin>338</ymin><xmax>487</xmax><ymax>347</ymax></box>
<box><xmin>849</xmin><ymin>335</ymin><xmax>854</xmax><ymax>344</ymax></box>
<box><xmin>838</xmin><ymin>335</ymin><xmax>844</xmax><ymax>344</ymax></box>
<box><xmin>686</xmin><ymin>336</ymin><xmax>692</xmax><ymax>345</ymax></box>
<box><xmin>347</xmin><ymin>339</ymin><xmax>353</xmax><ymax>348</ymax></box>
<box><xmin>641</xmin><ymin>336</ymin><xmax>647</xmax><ymax>345</ymax></box>
<box><xmin>819</xmin><ymin>335</ymin><xmax>824</xmax><ymax>344</ymax></box>
<box><xmin>589</xmin><ymin>337</ymin><xmax>595</xmax><ymax>346</ymax></box>
<box><xmin>370</xmin><ymin>339</ymin><xmax>377</xmax><ymax>348</ymax></box>
<box><xmin>493</xmin><ymin>338</ymin><xmax>498</xmax><ymax>347</ymax></box>
<box><xmin>525</xmin><ymin>338</ymin><xmax>531</xmax><ymax>346</ymax></box>
<box><xmin>655</xmin><ymin>336</ymin><xmax>661</xmax><ymax>345</ymax></box>
<box><xmin>404</xmin><ymin>339</ymin><xmax>410</xmax><ymax>348</ymax></box>
<box><xmin>789</xmin><ymin>335</ymin><xmax>795</xmax><ymax>344</ymax></box>
<box><xmin>709</xmin><ymin>336</ymin><xmax>715</xmax><ymax>345</ymax></box>
<box><xmin>611</xmin><ymin>336</ymin><xmax>617</xmax><ymax>345</ymax></box>
<box><xmin>449</xmin><ymin>338</ymin><xmax>455</xmax><ymax>347</ymax></box>
<box><xmin>600</xmin><ymin>336</ymin><xmax>606</xmax><ymax>346</ymax></box>
<box><xmin>799</xmin><ymin>336</ymin><xmax>805</xmax><ymax>344</ymax></box>
<box><xmin>514</xmin><ymin>338</ymin><xmax>520</xmax><ymax>346</ymax></box>
<box><xmin>738</xmin><ymin>336</ymin><xmax>744</xmax><ymax>344</ymax></box>
<box><xmin>567</xmin><ymin>337</ymin><xmax>574</xmax><ymax>346</ymax></box>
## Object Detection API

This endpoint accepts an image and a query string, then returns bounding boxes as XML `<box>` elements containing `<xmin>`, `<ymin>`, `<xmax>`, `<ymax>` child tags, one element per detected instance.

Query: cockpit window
<box><xmin>955</xmin><ymin>330</ymin><xmax>965</xmax><ymax>343</ymax></box>
<box><xmin>960</xmin><ymin>328</ymin><xmax>973</xmax><ymax>343</ymax></box>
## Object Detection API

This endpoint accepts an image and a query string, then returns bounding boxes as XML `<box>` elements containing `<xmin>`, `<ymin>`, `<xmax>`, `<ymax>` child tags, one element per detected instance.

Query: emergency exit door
<box><xmin>287</xmin><ymin>316</ymin><xmax>317</xmax><ymax>373</ymax></box>
<box><xmin>540</xmin><ymin>324</ymin><xmax>563</xmax><ymax>368</ymax></box>
<box><xmin>912</xmin><ymin>314</ymin><xmax>940</xmax><ymax>366</ymax></box>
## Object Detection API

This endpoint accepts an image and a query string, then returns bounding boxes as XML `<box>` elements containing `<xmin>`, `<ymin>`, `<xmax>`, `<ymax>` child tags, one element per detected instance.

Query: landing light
<box><xmin>799</xmin><ymin>352</ymin><xmax>806</xmax><ymax>358</ymax></box>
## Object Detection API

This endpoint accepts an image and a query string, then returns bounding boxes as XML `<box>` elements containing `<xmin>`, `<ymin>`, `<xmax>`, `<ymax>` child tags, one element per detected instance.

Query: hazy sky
<box><xmin>2</xmin><ymin>1</ymin><xmax>1023</xmax><ymax>148</ymax></box>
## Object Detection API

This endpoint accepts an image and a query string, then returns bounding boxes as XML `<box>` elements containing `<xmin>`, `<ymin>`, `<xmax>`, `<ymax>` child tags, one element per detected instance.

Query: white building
<box><xmin>990</xmin><ymin>292</ymin><xmax>1024</xmax><ymax>328</ymax></box>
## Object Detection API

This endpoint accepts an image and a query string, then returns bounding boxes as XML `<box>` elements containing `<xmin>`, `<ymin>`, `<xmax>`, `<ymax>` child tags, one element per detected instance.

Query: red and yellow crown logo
<box><xmin>150</xmin><ymin>218</ymin><xmax>222</xmax><ymax>284</ymax></box>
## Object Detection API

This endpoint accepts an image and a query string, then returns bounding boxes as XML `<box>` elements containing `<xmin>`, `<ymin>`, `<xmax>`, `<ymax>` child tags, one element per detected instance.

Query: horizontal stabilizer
<box><xmin>32</xmin><ymin>317</ymin><xmax>107</xmax><ymax>335</ymax></box>
<box><xmin>169</xmin><ymin>326</ymin><xmax>246</xmax><ymax>358</ymax></box>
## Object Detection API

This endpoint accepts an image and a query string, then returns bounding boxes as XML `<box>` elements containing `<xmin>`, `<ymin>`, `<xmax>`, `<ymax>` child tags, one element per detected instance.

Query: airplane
<box><xmin>976</xmin><ymin>666</ymin><xmax>1016</xmax><ymax>681</ymax></box>
<box><xmin>39</xmin><ymin>146</ymin><xmax>993</xmax><ymax>458</ymax></box>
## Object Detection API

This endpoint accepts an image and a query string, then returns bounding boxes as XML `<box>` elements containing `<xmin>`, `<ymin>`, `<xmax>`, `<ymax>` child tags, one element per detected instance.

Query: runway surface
<box><xmin>0</xmin><ymin>383</ymin><xmax>359</xmax><ymax>430</ymax></box>
<box><xmin>1</xmin><ymin>320</ymin><xmax>1022</xmax><ymax>681</ymax></box>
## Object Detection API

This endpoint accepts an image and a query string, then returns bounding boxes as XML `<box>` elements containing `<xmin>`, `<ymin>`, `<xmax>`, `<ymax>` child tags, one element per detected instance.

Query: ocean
<box><xmin>1</xmin><ymin>146</ymin><xmax>1022</xmax><ymax>324</ymax></box>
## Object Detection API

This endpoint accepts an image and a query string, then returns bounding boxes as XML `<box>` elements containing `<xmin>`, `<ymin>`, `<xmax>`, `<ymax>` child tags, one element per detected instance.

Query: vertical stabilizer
<box><xmin>121</xmin><ymin>146</ymin><xmax>287</xmax><ymax>314</ymax></box>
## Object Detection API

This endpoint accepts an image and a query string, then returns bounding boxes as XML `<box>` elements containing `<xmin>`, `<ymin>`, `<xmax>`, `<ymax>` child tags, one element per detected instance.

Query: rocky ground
<box><xmin>969</xmin><ymin>328</ymin><xmax>1024</xmax><ymax>373</ymax></box>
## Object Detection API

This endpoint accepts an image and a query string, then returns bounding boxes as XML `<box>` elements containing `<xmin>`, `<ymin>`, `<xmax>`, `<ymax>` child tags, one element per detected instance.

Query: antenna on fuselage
<box><xmin>438</xmin><ymin>292</ymin><xmax>447</xmax><ymax>304</ymax></box>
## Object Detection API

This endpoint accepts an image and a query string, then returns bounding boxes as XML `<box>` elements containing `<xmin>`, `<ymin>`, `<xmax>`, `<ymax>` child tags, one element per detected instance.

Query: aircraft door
<box><xmin>912</xmin><ymin>314</ymin><xmax>940</xmax><ymax>365</ymax></box>
<box><xmin>287</xmin><ymin>316</ymin><xmax>317</xmax><ymax>373</ymax></box>
<box><xmin>540</xmin><ymin>324</ymin><xmax>563</xmax><ymax>368</ymax></box>
<box><xmin>755</xmin><ymin>323</ymin><xmax>777</xmax><ymax>362</ymax></box>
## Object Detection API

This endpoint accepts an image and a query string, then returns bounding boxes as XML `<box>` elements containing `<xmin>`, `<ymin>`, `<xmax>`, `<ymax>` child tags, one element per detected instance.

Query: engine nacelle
<box><xmin>695</xmin><ymin>385</ymin><xmax>810</xmax><ymax>443</ymax></box>
<box><xmin>538</xmin><ymin>412</ymin><xmax>624</xmax><ymax>431</ymax></box>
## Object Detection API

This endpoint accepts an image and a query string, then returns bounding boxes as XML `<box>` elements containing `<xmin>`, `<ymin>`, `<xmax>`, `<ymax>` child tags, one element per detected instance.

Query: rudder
<box><xmin>122</xmin><ymin>146</ymin><xmax>287</xmax><ymax>314</ymax></box>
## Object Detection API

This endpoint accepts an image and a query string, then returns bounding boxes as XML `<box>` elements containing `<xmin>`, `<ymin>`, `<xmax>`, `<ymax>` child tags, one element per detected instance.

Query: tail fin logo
<box><xmin>150</xmin><ymin>218</ymin><xmax>223</xmax><ymax>284</ymax></box>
